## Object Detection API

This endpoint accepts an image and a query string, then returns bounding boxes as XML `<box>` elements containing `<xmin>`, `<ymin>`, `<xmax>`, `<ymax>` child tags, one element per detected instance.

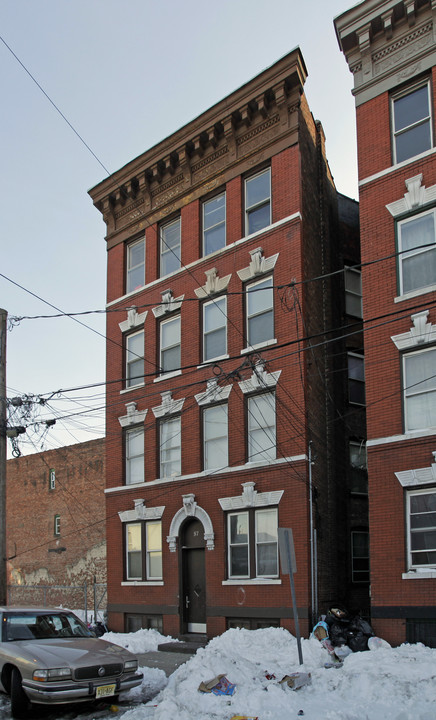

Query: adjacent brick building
<box><xmin>6</xmin><ymin>438</ymin><xmax>106</xmax><ymax>609</ymax></box>
<box><xmin>336</xmin><ymin>0</ymin><xmax>436</xmax><ymax>647</ymax></box>
<box><xmin>89</xmin><ymin>49</ymin><xmax>366</xmax><ymax>639</ymax></box>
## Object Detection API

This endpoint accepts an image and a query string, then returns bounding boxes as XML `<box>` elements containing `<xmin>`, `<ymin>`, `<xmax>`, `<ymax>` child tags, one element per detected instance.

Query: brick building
<box><xmin>89</xmin><ymin>49</ymin><xmax>366</xmax><ymax>639</ymax></box>
<box><xmin>336</xmin><ymin>0</ymin><xmax>436</xmax><ymax>647</ymax></box>
<box><xmin>6</xmin><ymin>438</ymin><xmax>106</xmax><ymax>609</ymax></box>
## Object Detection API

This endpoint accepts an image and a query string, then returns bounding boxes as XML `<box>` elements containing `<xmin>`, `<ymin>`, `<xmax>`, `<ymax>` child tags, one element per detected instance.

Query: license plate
<box><xmin>96</xmin><ymin>684</ymin><xmax>116</xmax><ymax>698</ymax></box>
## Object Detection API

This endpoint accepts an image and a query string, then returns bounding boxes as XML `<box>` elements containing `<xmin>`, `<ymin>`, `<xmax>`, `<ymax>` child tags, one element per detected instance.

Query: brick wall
<box><xmin>6</xmin><ymin>439</ymin><xmax>106</xmax><ymax>608</ymax></box>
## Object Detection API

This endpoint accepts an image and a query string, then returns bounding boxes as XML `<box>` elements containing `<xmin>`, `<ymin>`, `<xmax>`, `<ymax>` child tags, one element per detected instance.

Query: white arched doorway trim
<box><xmin>167</xmin><ymin>494</ymin><xmax>215</xmax><ymax>552</ymax></box>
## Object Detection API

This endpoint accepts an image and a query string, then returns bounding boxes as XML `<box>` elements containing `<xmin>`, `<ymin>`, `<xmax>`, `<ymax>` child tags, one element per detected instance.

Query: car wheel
<box><xmin>10</xmin><ymin>668</ymin><xmax>31</xmax><ymax>719</ymax></box>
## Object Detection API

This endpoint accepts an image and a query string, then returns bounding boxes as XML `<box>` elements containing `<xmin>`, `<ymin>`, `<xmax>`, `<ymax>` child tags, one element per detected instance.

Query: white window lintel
<box><xmin>391</xmin><ymin>310</ymin><xmax>436</xmax><ymax>349</ymax></box>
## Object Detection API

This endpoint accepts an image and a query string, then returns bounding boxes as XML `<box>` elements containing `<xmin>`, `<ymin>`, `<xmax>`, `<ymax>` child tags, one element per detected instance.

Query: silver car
<box><xmin>0</xmin><ymin>607</ymin><xmax>143</xmax><ymax>718</ymax></box>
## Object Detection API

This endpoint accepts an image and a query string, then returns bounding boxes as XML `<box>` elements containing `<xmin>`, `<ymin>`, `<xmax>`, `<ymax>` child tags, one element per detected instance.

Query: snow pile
<box><xmin>116</xmin><ymin>626</ymin><xmax>436</xmax><ymax>720</ymax></box>
<box><xmin>102</xmin><ymin>627</ymin><xmax>177</xmax><ymax>654</ymax></box>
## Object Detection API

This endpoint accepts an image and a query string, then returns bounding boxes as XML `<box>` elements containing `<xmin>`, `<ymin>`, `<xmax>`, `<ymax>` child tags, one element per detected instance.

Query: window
<box><xmin>203</xmin><ymin>192</ymin><xmax>226</xmax><ymax>255</ymax></box>
<box><xmin>127</xmin><ymin>238</ymin><xmax>145</xmax><ymax>293</ymax></box>
<box><xmin>351</xmin><ymin>531</ymin><xmax>369</xmax><ymax>583</ymax></box>
<box><xmin>397</xmin><ymin>209</ymin><xmax>436</xmax><ymax>295</ymax></box>
<box><xmin>406</xmin><ymin>489</ymin><xmax>436</xmax><ymax>569</ymax></box>
<box><xmin>392</xmin><ymin>81</ymin><xmax>432</xmax><ymax>164</ymax></box>
<box><xmin>160</xmin><ymin>217</ymin><xmax>181</xmax><ymax>277</ymax></box>
<box><xmin>126</xmin><ymin>614</ymin><xmax>163</xmax><ymax>633</ymax></box>
<box><xmin>349</xmin><ymin>440</ymin><xmax>368</xmax><ymax>494</ymax></box>
<box><xmin>246</xmin><ymin>276</ymin><xmax>274</xmax><ymax>347</ymax></box>
<box><xmin>125</xmin><ymin>427</ymin><xmax>144</xmax><ymax>485</ymax></box>
<box><xmin>160</xmin><ymin>416</ymin><xmax>181</xmax><ymax>478</ymax></box>
<box><xmin>54</xmin><ymin>515</ymin><xmax>60</xmax><ymax>536</ymax></box>
<box><xmin>227</xmin><ymin>618</ymin><xmax>279</xmax><ymax>630</ymax></box>
<box><xmin>247</xmin><ymin>392</ymin><xmax>276</xmax><ymax>462</ymax></box>
<box><xmin>126</xmin><ymin>521</ymin><xmax>163</xmax><ymax>581</ymax></box>
<box><xmin>344</xmin><ymin>267</ymin><xmax>363</xmax><ymax>318</ymax></box>
<box><xmin>160</xmin><ymin>316</ymin><xmax>181</xmax><ymax>374</ymax></box>
<box><xmin>245</xmin><ymin>168</ymin><xmax>271</xmax><ymax>235</ymax></box>
<box><xmin>49</xmin><ymin>469</ymin><xmax>55</xmax><ymax>491</ymax></box>
<box><xmin>348</xmin><ymin>353</ymin><xmax>365</xmax><ymax>405</ymax></box>
<box><xmin>126</xmin><ymin>330</ymin><xmax>144</xmax><ymax>388</ymax></box>
<box><xmin>203</xmin><ymin>404</ymin><xmax>228</xmax><ymax>471</ymax></box>
<box><xmin>227</xmin><ymin>508</ymin><xmax>278</xmax><ymax>579</ymax></box>
<box><xmin>403</xmin><ymin>347</ymin><xmax>436</xmax><ymax>431</ymax></box>
<box><xmin>203</xmin><ymin>297</ymin><xmax>227</xmax><ymax>362</ymax></box>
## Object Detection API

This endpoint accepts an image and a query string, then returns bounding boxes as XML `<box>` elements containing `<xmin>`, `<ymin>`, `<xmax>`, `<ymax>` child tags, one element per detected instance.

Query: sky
<box><xmin>0</xmin><ymin>0</ymin><xmax>359</xmax><ymax>456</ymax></box>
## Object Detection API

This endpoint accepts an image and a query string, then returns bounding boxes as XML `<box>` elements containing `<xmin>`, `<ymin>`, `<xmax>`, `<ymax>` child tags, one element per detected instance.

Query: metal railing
<box><xmin>7</xmin><ymin>578</ymin><xmax>107</xmax><ymax>625</ymax></box>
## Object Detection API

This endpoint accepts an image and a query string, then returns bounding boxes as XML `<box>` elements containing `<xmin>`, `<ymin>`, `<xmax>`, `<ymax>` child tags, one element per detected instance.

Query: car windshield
<box><xmin>3</xmin><ymin>612</ymin><xmax>94</xmax><ymax>641</ymax></box>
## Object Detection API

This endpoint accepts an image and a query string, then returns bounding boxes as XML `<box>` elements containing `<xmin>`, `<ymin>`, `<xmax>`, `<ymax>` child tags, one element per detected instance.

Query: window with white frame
<box><xmin>392</xmin><ymin>81</ymin><xmax>432</xmax><ymax>164</ymax></box>
<box><xmin>247</xmin><ymin>392</ymin><xmax>276</xmax><ymax>462</ymax></box>
<box><xmin>126</xmin><ymin>238</ymin><xmax>145</xmax><ymax>293</ymax></box>
<box><xmin>49</xmin><ymin>469</ymin><xmax>56</xmax><ymax>491</ymax></box>
<box><xmin>126</xmin><ymin>521</ymin><xmax>163</xmax><ymax>581</ymax></box>
<box><xmin>160</xmin><ymin>315</ymin><xmax>180</xmax><ymax>374</ymax></box>
<box><xmin>160</xmin><ymin>416</ymin><xmax>181</xmax><ymax>478</ymax></box>
<box><xmin>227</xmin><ymin>507</ymin><xmax>278</xmax><ymax>579</ymax></box>
<box><xmin>351</xmin><ymin>531</ymin><xmax>369</xmax><ymax>583</ymax></box>
<box><xmin>203</xmin><ymin>404</ymin><xmax>228</xmax><ymax>471</ymax></box>
<box><xmin>160</xmin><ymin>217</ymin><xmax>181</xmax><ymax>277</ymax></box>
<box><xmin>397</xmin><ymin>209</ymin><xmax>436</xmax><ymax>296</ymax></box>
<box><xmin>246</xmin><ymin>276</ymin><xmax>274</xmax><ymax>347</ymax></box>
<box><xmin>54</xmin><ymin>515</ymin><xmax>60</xmax><ymax>536</ymax></box>
<box><xmin>203</xmin><ymin>297</ymin><xmax>227</xmax><ymax>362</ymax></box>
<box><xmin>403</xmin><ymin>347</ymin><xmax>436</xmax><ymax>431</ymax></box>
<box><xmin>406</xmin><ymin>489</ymin><xmax>436</xmax><ymax>569</ymax></box>
<box><xmin>348</xmin><ymin>353</ymin><xmax>365</xmax><ymax>406</ymax></box>
<box><xmin>125</xmin><ymin>426</ymin><xmax>144</xmax><ymax>485</ymax></box>
<box><xmin>126</xmin><ymin>330</ymin><xmax>144</xmax><ymax>388</ymax></box>
<box><xmin>203</xmin><ymin>192</ymin><xmax>226</xmax><ymax>256</ymax></box>
<box><xmin>245</xmin><ymin>168</ymin><xmax>271</xmax><ymax>235</ymax></box>
<box><xmin>344</xmin><ymin>267</ymin><xmax>363</xmax><ymax>318</ymax></box>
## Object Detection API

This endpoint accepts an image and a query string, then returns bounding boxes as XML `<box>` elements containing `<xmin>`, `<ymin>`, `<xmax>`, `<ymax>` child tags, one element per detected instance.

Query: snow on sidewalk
<box><xmin>107</xmin><ymin>626</ymin><xmax>436</xmax><ymax>720</ymax></box>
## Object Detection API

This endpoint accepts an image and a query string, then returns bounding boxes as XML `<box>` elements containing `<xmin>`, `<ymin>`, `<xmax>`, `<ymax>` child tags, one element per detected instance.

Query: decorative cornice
<box><xmin>395</xmin><ymin>450</ymin><xmax>436</xmax><ymax>486</ymax></box>
<box><xmin>194</xmin><ymin>268</ymin><xmax>232</xmax><ymax>298</ymax></box>
<box><xmin>218</xmin><ymin>481</ymin><xmax>284</xmax><ymax>510</ymax></box>
<box><xmin>152</xmin><ymin>391</ymin><xmax>185</xmax><ymax>418</ymax></box>
<box><xmin>391</xmin><ymin>310</ymin><xmax>436</xmax><ymax>349</ymax></box>
<box><xmin>237</xmin><ymin>248</ymin><xmax>279</xmax><ymax>281</ymax></box>
<box><xmin>118</xmin><ymin>498</ymin><xmax>165</xmax><ymax>523</ymax></box>
<box><xmin>118</xmin><ymin>402</ymin><xmax>148</xmax><ymax>427</ymax></box>
<box><xmin>119</xmin><ymin>307</ymin><xmax>148</xmax><ymax>332</ymax></box>
<box><xmin>386</xmin><ymin>174</ymin><xmax>436</xmax><ymax>216</ymax></box>
<box><xmin>89</xmin><ymin>49</ymin><xmax>307</xmax><ymax>231</ymax></box>
<box><xmin>238</xmin><ymin>360</ymin><xmax>281</xmax><ymax>395</ymax></box>
<box><xmin>195</xmin><ymin>378</ymin><xmax>232</xmax><ymax>406</ymax></box>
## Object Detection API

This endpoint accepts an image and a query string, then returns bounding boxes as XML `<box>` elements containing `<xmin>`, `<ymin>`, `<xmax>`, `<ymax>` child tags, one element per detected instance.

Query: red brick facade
<box><xmin>336</xmin><ymin>0</ymin><xmax>436</xmax><ymax>647</ymax></box>
<box><xmin>90</xmin><ymin>50</ymin><xmax>365</xmax><ymax>639</ymax></box>
<box><xmin>6</xmin><ymin>439</ymin><xmax>106</xmax><ymax>609</ymax></box>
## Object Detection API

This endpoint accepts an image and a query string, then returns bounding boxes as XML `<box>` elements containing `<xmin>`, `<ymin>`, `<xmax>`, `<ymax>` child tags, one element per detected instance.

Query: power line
<box><xmin>0</xmin><ymin>35</ymin><xmax>111</xmax><ymax>176</ymax></box>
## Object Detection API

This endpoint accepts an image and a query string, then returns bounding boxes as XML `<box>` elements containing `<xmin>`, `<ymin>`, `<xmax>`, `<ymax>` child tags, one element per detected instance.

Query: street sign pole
<box><xmin>278</xmin><ymin>527</ymin><xmax>303</xmax><ymax>665</ymax></box>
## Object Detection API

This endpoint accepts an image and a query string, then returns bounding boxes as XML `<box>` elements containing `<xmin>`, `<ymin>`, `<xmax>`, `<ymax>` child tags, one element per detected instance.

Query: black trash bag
<box><xmin>325</xmin><ymin>607</ymin><xmax>350</xmax><ymax>647</ymax></box>
<box><xmin>347</xmin><ymin>616</ymin><xmax>374</xmax><ymax>652</ymax></box>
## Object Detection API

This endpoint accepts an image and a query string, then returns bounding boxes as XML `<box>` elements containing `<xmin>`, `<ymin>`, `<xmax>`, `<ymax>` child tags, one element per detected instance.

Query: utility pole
<box><xmin>0</xmin><ymin>309</ymin><xmax>7</xmax><ymax>605</ymax></box>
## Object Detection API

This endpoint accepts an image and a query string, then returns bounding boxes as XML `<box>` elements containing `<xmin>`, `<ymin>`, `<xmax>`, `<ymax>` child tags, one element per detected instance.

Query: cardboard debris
<box><xmin>230</xmin><ymin>716</ymin><xmax>259</xmax><ymax>720</ymax></box>
<box><xmin>198</xmin><ymin>674</ymin><xmax>236</xmax><ymax>696</ymax></box>
<box><xmin>279</xmin><ymin>672</ymin><xmax>312</xmax><ymax>690</ymax></box>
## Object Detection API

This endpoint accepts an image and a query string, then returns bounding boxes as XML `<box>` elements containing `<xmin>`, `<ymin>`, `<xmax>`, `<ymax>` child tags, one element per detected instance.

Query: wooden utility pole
<box><xmin>0</xmin><ymin>309</ymin><xmax>7</xmax><ymax>605</ymax></box>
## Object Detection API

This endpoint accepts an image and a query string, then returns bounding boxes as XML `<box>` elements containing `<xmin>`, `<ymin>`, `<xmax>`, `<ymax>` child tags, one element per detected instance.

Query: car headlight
<box><xmin>33</xmin><ymin>668</ymin><xmax>72</xmax><ymax>682</ymax></box>
<box><xmin>124</xmin><ymin>659</ymin><xmax>138</xmax><ymax>672</ymax></box>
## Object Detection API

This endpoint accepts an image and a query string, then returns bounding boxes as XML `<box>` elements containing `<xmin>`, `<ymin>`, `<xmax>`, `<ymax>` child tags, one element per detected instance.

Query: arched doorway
<box><xmin>180</xmin><ymin>517</ymin><xmax>206</xmax><ymax>634</ymax></box>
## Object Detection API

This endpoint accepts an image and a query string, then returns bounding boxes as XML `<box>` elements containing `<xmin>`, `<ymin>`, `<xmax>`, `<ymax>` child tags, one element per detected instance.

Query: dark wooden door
<box><xmin>181</xmin><ymin>519</ymin><xmax>206</xmax><ymax>633</ymax></box>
